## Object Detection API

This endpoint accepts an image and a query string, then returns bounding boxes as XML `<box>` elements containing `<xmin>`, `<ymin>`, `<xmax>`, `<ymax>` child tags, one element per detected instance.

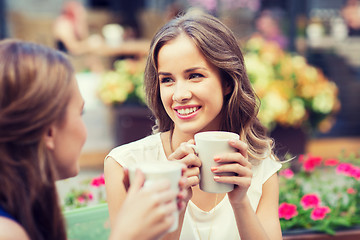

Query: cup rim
<box><xmin>194</xmin><ymin>131</ymin><xmax>239</xmax><ymax>141</ymax></box>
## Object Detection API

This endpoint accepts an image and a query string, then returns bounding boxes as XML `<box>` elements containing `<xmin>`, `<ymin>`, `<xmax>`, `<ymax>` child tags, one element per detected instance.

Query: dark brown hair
<box><xmin>144</xmin><ymin>11</ymin><xmax>274</xmax><ymax>163</ymax></box>
<box><xmin>0</xmin><ymin>39</ymin><xmax>74</xmax><ymax>240</ymax></box>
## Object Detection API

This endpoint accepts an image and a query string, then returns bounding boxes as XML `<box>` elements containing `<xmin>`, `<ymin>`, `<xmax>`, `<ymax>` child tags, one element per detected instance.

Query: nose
<box><xmin>172</xmin><ymin>81</ymin><xmax>192</xmax><ymax>103</ymax></box>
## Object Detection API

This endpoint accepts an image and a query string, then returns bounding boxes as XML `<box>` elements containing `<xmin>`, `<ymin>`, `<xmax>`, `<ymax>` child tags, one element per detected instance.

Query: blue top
<box><xmin>0</xmin><ymin>205</ymin><xmax>15</xmax><ymax>222</ymax></box>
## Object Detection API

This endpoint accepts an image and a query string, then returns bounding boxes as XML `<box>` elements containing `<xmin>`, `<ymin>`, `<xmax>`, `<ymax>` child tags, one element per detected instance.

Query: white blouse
<box><xmin>107</xmin><ymin>133</ymin><xmax>282</xmax><ymax>240</ymax></box>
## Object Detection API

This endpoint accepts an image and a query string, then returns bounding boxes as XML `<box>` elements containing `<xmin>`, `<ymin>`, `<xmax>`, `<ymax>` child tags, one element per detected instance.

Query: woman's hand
<box><xmin>110</xmin><ymin>169</ymin><xmax>177</xmax><ymax>240</ymax></box>
<box><xmin>211</xmin><ymin>139</ymin><xmax>252</xmax><ymax>207</ymax></box>
<box><xmin>168</xmin><ymin>139</ymin><xmax>201</xmax><ymax>207</ymax></box>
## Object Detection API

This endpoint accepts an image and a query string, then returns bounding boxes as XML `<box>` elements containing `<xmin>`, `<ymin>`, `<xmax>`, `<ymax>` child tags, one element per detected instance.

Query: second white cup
<box><xmin>189</xmin><ymin>131</ymin><xmax>239</xmax><ymax>193</ymax></box>
<box><xmin>128</xmin><ymin>161</ymin><xmax>182</xmax><ymax>232</ymax></box>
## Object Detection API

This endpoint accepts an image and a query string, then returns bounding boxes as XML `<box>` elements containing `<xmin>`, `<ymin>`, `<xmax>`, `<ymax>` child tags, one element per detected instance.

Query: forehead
<box><xmin>157</xmin><ymin>34</ymin><xmax>209</xmax><ymax>70</ymax></box>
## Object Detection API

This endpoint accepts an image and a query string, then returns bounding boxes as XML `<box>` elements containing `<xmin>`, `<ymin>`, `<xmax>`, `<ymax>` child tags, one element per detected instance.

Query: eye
<box><xmin>160</xmin><ymin>77</ymin><xmax>174</xmax><ymax>84</ymax></box>
<box><xmin>189</xmin><ymin>73</ymin><xmax>204</xmax><ymax>79</ymax></box>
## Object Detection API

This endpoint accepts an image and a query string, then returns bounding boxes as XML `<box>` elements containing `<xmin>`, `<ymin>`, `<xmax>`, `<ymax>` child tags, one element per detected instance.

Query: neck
<box><xmin>169</xmin><ymin>128</ymin><xmax>195</xmax><ymax>153</ymax></box>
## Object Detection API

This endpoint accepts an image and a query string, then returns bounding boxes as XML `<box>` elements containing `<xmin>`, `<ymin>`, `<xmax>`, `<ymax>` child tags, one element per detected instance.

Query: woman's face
<box><xmin>50</xmin><ymin>78</ymin><xmax>87</xmax><ymax>179</ymax></box>
<box><xmin>157</xmin><ymin>34</ymin><xmax>228</xmax><ymax>135</ymax></box>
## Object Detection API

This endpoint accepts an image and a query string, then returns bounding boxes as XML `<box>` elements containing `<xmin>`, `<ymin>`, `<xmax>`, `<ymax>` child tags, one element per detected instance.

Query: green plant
<box><xmin>98</xmin><ymin>59</ymin><xmax>146</xmax><ymax>105</ymax></box>
<box><xmin>279</xmin><ymin>151</ymin><xmax>360</xmax><ymax>235</ymax></box>
<box><xmin>62</xmin><ymin>174</ymin><xmax>106</xmax><ymax>211</ymax></box>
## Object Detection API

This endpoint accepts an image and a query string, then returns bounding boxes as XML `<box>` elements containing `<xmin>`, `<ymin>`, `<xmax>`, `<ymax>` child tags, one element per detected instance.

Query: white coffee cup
<box><xmin>128</xmin><ymin>161</ymin><xmax>183</xmax><ymax>232</ymax></box>
<box><xmin>188</xmin><ymin>131</ymin><xmax>239</xmax><ymax>193</ymax></box>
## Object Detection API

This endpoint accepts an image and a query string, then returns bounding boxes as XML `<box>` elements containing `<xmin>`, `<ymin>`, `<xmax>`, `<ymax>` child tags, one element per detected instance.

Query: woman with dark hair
<box><xmin>0</xmin><ymin>39</ymin><xmax>185</xmax><ymax>240</ymax></box>
<box><xmin>105</xmin><ymin>11</ymin><xmax>282</xmax><ymax>239</ymax></box>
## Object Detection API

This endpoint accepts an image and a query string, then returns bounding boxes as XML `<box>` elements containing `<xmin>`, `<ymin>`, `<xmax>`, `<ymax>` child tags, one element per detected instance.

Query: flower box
<box><xmin>279</xmin><ymin>152</ymin><xmax>360</xmax><ymax>236</ymax></box>
<box><xmin>283</xmin><ymin>227</ymin><xmax>360</xmax><ymax>240</ymax></box>
<box><xmin>64</xmin><ymin>203</ymin><xmax>110</xmax><ymax>240</ymax></box>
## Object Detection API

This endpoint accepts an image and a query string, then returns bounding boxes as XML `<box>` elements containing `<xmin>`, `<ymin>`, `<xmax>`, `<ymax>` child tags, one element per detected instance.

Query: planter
<box><xmin>64</xmin><ymin>203</ymin><xmax>110</xmax><ymax>240</ymax></box>
<box><xmin>283</xmin><ymin>227</ymin><xmax>360</xmax><ymax>240</ymax></box>
<box><xmin>113</xmin><ymin>104</ymin><xmax>155</xmax><ymax>146</ymax></box>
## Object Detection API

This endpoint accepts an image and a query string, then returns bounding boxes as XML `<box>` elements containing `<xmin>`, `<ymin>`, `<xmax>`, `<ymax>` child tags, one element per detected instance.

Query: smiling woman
<box><xmin>105</xmin><ymin>10</ymin><xmax>283</xmax><ymax>240</ymax></box>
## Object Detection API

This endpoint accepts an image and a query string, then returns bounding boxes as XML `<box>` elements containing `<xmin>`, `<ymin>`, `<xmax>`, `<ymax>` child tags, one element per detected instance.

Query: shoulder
<box><xmin>107</xmin><ymin>133</ymin><xmax>163</xmax><ymax>166</ymax></box>
<box><xmin>0</xmin><ymin>217</ymin><xmax>30</xmax><ymax>240</ymax></box>
<box><xmin>252</xmin><ymin>154</ymin><xmax>282</xmax><ymax>184</ymax></box>
<box><xmin>109</xmin><ymin>133</ymin><xmax>161</xmax><ymax>156</ymax></box>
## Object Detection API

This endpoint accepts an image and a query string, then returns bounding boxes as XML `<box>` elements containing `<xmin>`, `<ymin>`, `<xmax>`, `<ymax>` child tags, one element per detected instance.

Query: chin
<box><xmin>57</xmin><ymin>164</ymin><xmax>80</xmax><ymax>180</ymax></box>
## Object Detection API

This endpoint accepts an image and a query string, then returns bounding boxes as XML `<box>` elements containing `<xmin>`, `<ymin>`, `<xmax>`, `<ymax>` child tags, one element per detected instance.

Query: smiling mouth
<box><xmin>175</xmin><ymin>107</ymin><xmax>200</xmax><ymax>116</ymax></box>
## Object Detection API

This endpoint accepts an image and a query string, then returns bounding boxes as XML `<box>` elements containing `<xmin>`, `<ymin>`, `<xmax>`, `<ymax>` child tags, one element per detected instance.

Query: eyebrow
<box><xmin>185</xmin><ymin>67</ymin><xmax>207</xmax><ymax>73</ymax></box>
<box><xmin>158</xmin><ymin>67</ymin><xmax>207</xmax><ymax>76</ymax></box>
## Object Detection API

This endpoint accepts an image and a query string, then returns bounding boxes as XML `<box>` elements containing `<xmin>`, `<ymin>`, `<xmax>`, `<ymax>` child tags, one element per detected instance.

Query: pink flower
<box><xmin>310</xmin><ymin>206</ymin><xmax>331</xmax><ymax>221</ymax></box>
<box><xmin>279</xmin><ymin>202</ymin><xmax>298</xmax><ymax>220</ymax></box>
<box><xmin>350</xmin><ymin>166</ymin><xmax>360</xmax><ymax>180</ymax></box>
<box><xmin>347</xmin><ymin>188</ymin><xmax>356</xmax><ymax>194</ymax></box>
<box><xmin>302</xmin><ymin>155</ymin><xmax>322</xmax><ymax>172</ymax></box>
<box><xmin>336</xmin><ymin>163</ymin><xmax>354</xmax><ymax>176</ymax></box>
<box><xmin>300</xmin><ymin>193</ymin><xmax>320</xmax><ymax>209</ymax></box>
<box><xmin>87</xmin><ymin>192</ymin><xmax>94</xmax><ymax>200</ymax></box>
<box><xmin>91</xmin><ymin>174</ymin><xmax>105</xmax><ymax>187</ymax></box>
<box><xmin>279</xmin><ymin>169</ymin><xmax>294</xmax><ymax>179</ymax></box>
<box><xmin>77</xmin><ymin>196</ymin><xmax>85</xmax><ymax>204</ymax></box>
<box><xmin>324</xmin><ymin>158</ymin><xmax>339</xmax><ymax>166</ymax></box>
<box><xmin>298</xmin><ymin>154</ymin><xmax>305</xmax><ymax>163</ymax></box>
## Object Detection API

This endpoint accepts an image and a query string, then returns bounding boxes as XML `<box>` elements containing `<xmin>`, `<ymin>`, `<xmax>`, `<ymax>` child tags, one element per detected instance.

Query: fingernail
<box><xmin>214</xmin><ymin>176</ymin><xmax>220</xmax><ymax>181</ymax></box>
<box><xmin>214</xmin><ymin>156</ymin><xmax>220</xmax><ymax>162</ymax></box>
<box><xmin>211</xmin><ymin>167</ymin><xmax>218</xmax><ymax>172</ymax></box>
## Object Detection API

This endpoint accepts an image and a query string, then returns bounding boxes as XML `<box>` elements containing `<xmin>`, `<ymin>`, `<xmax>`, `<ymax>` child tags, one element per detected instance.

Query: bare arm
<box><xmin>232</xmin><ymin>173</ymin><xmax>282</xmax><ymax>240</ymax></box>
<box><xmin>53</xmin><ymin>19</ymin><xmax>103</xmax><ymax>55</ymax></box>
<box><xmin>213</xmin><ymin>139</ymin><xmax>282</xmax><ymax>240</ymax></box>
<box><xmin>104</xmin><ymin>156</ymin><xmax>128</xmax><ymax>228</ymax></box>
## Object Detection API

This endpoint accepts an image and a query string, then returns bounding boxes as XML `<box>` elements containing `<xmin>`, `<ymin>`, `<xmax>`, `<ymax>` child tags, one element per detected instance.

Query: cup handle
<box><xmin>186</xmin><ymin>143</ymin><xmax>198</xmax><ymax>155</ymax></box>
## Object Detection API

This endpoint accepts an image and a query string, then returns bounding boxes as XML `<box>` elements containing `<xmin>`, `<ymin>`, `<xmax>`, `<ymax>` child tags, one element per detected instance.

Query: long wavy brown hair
<box><xmin>144</xmin><ymin>11</ymin><xmax>275</xmax><ymax>164</ymax></box>
<box><xmin>0</xmin><ymin>39</ymin><xmax>73</xmax><ymax>240</ymax></box>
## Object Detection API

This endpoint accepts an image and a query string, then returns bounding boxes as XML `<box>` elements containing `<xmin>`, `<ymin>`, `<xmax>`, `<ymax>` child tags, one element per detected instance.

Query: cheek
<box><xmin>160</xmin><ymin>87</ymin><xmax>172</xmax><ymax>108</ymax></box>
<box><xmin>79</xmin><ymin>119</ymin><xmax>87</xmax><ymax>145</ymax></box>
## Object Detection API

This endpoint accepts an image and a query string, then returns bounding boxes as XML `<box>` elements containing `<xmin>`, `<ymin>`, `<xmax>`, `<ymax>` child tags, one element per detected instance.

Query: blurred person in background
<box><xmin>255</xmin><ymin>9</ymin><xmax>288</xmax><ymax>49</ymax></box>
<box><xmin>342</xmin><ymin>0</ymin><xmax>360</xmax><ymax>36</ymax></box>
<box><xmin>53</xmin><ymin>0</ymin><xmax>103</xmax><ymax>55</ymax></box>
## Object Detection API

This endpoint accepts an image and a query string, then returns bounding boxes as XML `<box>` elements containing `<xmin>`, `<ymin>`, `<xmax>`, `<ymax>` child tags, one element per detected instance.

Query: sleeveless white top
<box><xmin>107</xmin><ymin>133</ymin><xmax>282</xmax><ymax>240</ymax></box>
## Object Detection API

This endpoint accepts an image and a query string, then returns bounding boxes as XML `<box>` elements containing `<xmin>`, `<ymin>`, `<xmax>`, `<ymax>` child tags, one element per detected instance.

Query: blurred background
<box><xmin>1</xmin><ymin>0</ymin><xmax>359</xmax><ymax>216</ymax></box>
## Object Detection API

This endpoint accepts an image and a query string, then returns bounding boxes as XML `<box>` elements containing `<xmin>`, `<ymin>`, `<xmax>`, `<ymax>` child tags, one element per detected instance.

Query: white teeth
<box><xmin>177</xmin><ymin>107</ymin><xmax>198</xmax><ymax>115</ymax></box>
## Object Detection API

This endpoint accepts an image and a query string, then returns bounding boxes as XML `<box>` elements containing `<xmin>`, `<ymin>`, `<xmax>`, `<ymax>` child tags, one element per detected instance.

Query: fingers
<box><xmin>214</xmin><ymin>174</ymin><xmax>252</xmax><ymax>188</ymax></box>
<box><xmin>213</xmin><ymin>139</ymin><xmax>250</xmax><ymax>167</ymax></box>
<box><xmin>169</xmin><ymin>142</ymin><xmax>201</xmax><ymax>168</ymax></box>
<box><xmin>229</xmin><ymin>139</ymin><xmax>248</xmax><ymax>158</ymax></box>
<box><xmin>168</xmin><ymin>140</ymin><xmax>201</xmax><ymax>192</ymax></box>
<box><xmin>213</xmin><ymin>155</ymin><xmax>252</xmax><ymax>186</ymax></box>
<box><xmin>210</xmin><ymin>139</ymin><xmax>253</xmax><ymax>189</ymax></box>
<box><xmin>212</xmin><ymin>164</ymin><xmax>252</xmax><ymax>189</ymax></box>
<box><xmin>127</xmin><ymin>169</ymin><xmax>145</xmax><ymax>195</ymax></box>
<box><xmin>146</xmin><ymin>214</ymin><xmax>175</xmax><ymax>240</ymax></box>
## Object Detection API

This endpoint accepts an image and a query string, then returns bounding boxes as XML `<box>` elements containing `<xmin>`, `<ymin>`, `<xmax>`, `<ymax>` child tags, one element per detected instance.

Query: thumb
<box><xmin>127</xmin><ymin>169</ymin><xmax>145</xmax><ymax>196</ymax></box>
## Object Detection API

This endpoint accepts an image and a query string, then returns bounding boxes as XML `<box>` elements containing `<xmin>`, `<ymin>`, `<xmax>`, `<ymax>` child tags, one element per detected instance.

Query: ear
<box><xmin>223</xmin><ymin>82</ymin><xmax>232</xmax><ymax>96</ymax></box>
<box><xmin>43</xmin><ymin>125</ymin><xmax>56</xmax><ymax>150</ymax></box>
